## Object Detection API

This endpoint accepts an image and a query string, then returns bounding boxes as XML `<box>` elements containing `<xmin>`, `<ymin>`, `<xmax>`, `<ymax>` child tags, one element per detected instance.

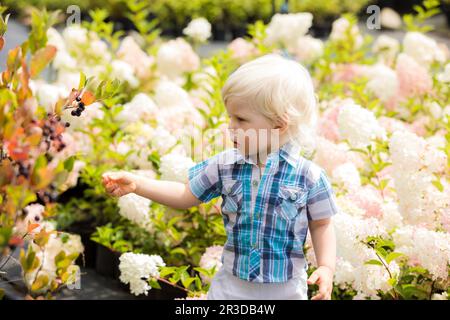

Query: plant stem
<box><xmin>374</xmin><ymin>251</ymin><xmax>399</xmax><ymax>300</ymax></box>
<box><xmin>156</xmin><ymin>276</ymin><xmax>192</xmax><ymax>294</ymax></box>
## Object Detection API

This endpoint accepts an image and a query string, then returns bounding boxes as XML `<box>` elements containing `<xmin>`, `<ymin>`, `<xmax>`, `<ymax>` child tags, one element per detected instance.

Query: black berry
<box><xmin>71</xmin><ymin>110</ymin><xmax>77</xmax><ymax>116</ymax></box>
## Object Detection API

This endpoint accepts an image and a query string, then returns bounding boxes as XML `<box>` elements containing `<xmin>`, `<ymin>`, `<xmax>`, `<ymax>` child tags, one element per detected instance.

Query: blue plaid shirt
<box><xmin>188</xmin><ymin>141</ymin><xmax>339</xmax><ymax>283</ymax></box>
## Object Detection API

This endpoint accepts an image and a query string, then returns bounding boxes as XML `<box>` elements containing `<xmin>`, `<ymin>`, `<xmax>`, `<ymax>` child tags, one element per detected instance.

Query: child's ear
<box><xmin>273</xmin><ymin>113</ymin><xmax>289</xmax><ymax>134</ymax></box>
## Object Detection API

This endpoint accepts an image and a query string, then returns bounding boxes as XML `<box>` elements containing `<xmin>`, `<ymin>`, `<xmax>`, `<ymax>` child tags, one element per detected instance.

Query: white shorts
<box><xmin>206</xmin><ymin>266</ymin><xmax>308</xmax><ymax>300</ymax></box>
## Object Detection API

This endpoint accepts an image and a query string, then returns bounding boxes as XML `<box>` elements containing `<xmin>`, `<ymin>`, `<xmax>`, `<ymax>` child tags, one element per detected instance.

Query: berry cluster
<box><xmin>37</xmin><ymin>184</ymin><xmax>58</xmax><ymax>203</ymax></box>
<box><xmin>41</xmin><ymin>113</ymin><xmax>68</xmax><ymax>152</ymax></box>
<box><xmin>70</xmin><ymin>96</ymin><xmax>85</xmax><ymax>117</ymax></box>
<box><xmin>18</xmin><ymin>162</ymin><xmax>31</xmax><ymax>179</ymax></box>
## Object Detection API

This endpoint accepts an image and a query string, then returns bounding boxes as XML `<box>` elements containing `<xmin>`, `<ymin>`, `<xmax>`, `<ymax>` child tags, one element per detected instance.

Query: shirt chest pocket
<box><xmin>275</xmin><ymin>185</ymin><xmax>308</xmax><ymax>221</ymax></box>
<box><xmin>221</xmin><ymin>180</ymin><xmax>243</xmax><ymax>213</ymax></box>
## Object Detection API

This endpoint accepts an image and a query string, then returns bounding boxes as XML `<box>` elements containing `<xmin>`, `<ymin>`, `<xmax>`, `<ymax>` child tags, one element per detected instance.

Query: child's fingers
<box><xmin>307</xmin><ymin>272</ymin><xmax>319</xmax><ymax>285</ymax></box>
<box><xmin>311</xmin><ymin>292</ymin><xmax>325</xmax><ymax>300</ymax></box>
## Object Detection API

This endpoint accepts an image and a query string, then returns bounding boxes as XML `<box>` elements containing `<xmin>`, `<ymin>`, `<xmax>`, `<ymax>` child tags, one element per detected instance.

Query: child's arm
<box><xmin>304</xmin><ymin>167</ymin><xmax>339</xmax><ymax>300</ymax></box>
<box><xmin>102</xmin><ymin>171</ymin><xmax>202</xmax><ymax>209</ymax></box>
<box><xmin>307</xmin><ymin>217</ymin><xmax>336</xmax><ymax>300</ymax></box>
<box><xmin>134</xmin><ymin>174</ymin><xmax>202</xmax><ymax>209</ymax></box>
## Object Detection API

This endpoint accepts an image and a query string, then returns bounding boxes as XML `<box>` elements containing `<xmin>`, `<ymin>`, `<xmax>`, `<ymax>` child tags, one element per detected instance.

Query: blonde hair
<box><xmin>221</xmin><ymin>53</ymin><xmax>318</xmax><ymax>153</ymax></box>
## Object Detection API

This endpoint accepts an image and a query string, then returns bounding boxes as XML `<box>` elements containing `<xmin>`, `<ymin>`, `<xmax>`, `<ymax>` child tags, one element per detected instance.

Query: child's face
<box><xmin>225</xmin><ymin>97</ymin><xmax>286</xmax><ymax>161</ymax></box>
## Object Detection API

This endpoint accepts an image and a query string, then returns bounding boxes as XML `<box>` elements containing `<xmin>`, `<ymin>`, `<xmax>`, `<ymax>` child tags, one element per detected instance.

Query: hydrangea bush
<box><xmin>1</xmin><ymin>0</ymin><xmax>449</xmax><ymax>300</ymax></box>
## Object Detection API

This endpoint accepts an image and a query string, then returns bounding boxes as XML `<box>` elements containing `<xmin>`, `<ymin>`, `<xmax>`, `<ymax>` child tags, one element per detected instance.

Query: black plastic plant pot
<box><xmin>76</xmin><ymin>232</ymin><xmax>97</xmax><ymax>269</ymax></box>
<box><xmin>66</xmin><ymin>218</ymin><xmax>97</xmax><ymax>269</ymax></box>
<box><xmin>95</xmin><ymin>244</ymin><xmax>121</xmax><ymax>279</ymax></box>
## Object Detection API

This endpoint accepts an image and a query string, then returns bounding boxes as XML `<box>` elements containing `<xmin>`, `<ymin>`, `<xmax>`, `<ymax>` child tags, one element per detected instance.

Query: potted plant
<box><xmin>90</xmin><ymin>224</ymin><xmax>133</xmax><ymax>279</ymax></box>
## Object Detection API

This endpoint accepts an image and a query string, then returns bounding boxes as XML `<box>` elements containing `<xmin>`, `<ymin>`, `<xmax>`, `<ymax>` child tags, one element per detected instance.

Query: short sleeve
<box><xmin>188</xmin><ymin>155</ymin><xmax>222</xmax><ymax>203</ymax></box>
<box><xmin>306</xmin><ymin>169</ymin><xmax>339</xmax><ymax>221</ymax></box>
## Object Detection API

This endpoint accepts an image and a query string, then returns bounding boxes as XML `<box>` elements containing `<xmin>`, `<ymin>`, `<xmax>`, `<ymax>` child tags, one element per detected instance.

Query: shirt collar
<box><xmin>223</xmin><ymin>141</ymin><xmax>301</xmax><ymax>168</ymax></box>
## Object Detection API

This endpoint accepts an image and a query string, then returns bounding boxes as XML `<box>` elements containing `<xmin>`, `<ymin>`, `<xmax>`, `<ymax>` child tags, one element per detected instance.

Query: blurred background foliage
<box><xmin>3</xmin><ymin>0</ymin><xmax>439</xmax><ymax>40</ymax></box>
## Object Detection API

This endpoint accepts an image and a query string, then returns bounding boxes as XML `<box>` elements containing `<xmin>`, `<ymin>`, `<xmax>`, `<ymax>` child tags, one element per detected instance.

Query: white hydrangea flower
<box><xmin>156</xmin><ymin>38</ymin><xmax>199</xmax><ymax>79</ymax></box>
<box><xmin>36</xmin><ymin>83</ymin><xmax>67</xmax><ymax>113</ymax></box>
<box><xmin>111</xmin><ymin>60</ymin><xmax>139</xmax><ymax>88</ymax></box>
<box><xmin>118</xmin><ymin>192</ymin><xmax>153</xmax><ymax>231</ymax></box>
<box><xmin>151</xmin><ymin>126</ymin><xmax>178</xmax><ymax>155</ymax></box>
<box><xmin>153</xmin><ymin>80</ymin><xmax>193</xmax><ymax>109</ymax></box>
<box><xmin>56</xmin><ymin>71</ymin><xmax>80</xmax><ymax>92</ymax></box>
<box><xmin>403</xmin><ymin>32</ymin><xmax>446</xmax><ymax>67</ymax></box>
<box><xmin>199</xmin><ymin>245</ymin><xmax>223</xmax><ymax>283</ymax></box>
<box><xmin>183</xmin><ymin>17</ymin><xmax>211</xmax><ymax>43</ymax></box>
<box><xmin>335</xmin><ymin>196</ymin><xmax>365</xmax><ymax>218</ymax></box>
<box><xmin>332</xmin><ymin>162</ymin><xmax>361</xmax><ymax>192</ymax></box>
<box><xmin>365</xmin><ymin>64</ymin><xmax>398</xmax><ymax>102</ymax></box>
<box><xmin>332</xmin><ymin>211</ymin><xmax>398</xmax><ymax>298</ymax></box>
<box><xmin>116</xmin><ymin>93</ymin><xmax>157</xmax><ymax>124</ymax></box>
<box><xmin>372</xmin><ymin>35</ymin><xmax>399</xmax><ymax>63</ymax></box>
<box><xmin>389</xmin><ymin>130</ymin><xmax>448</xmax><ymax>227</ymax></box>
<box><xmin>338</xmin><ymin>103</ymin><xmax>386</xmax><ymax>148</ymax></box>
<box><xmin>293</xmin><ymin>35</ymin><xmax>324</xmax><ymax>63</ymax></box>
<box><xmin>62</xmin><ymin>25</ymin><xmax>88</xmax><ymax>49</ymax></box>
<box><xmin>47</xmin><ymin>27</ymin><xmax>65</xmax><ymax>51</ymax></box>
<box><xmin>159</xmin><ymin>151</ymin><xmax>195</xmax><ymax>183</ymax></box>
<box><xmin>119</xmin><ymin>252</ymin><xmax>165</xmax><ymax>296</ymax></box>
<box><xmin>380</xmin><ymin>201</ymin><xmax>403</xmax><ymax>231</ymax></box>
<box><xmin>392</xmin><ymin>226</ymin><xmax>450</xmax><ymax>281</ymax></box>
<box><xmin>117</xmin><ymin>36</ymin><xmax>154</xmax><ymax>79</ymax></box>
<box><xmin>265</xmin><ymin>13</ymin><xmax>313</xmax><ymax>47</ymax></box>
<box><xmin>330</xmin><ymin>17</ymin><xmax>363</xmax><ymax>49</ymax></box>
<box><xmin>334</xmin><ymin>257</ymin><xmax>356</xmax><ymax>288</ymax></box>
<box><xmin>380</xmin><ymin>7</ymin><xmax>402</xmax><ymax>29</ymax></box>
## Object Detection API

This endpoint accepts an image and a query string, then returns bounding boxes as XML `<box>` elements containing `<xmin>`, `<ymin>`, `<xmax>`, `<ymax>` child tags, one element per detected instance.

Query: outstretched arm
<box><xmin>102</xmin><ymin>171</ymin><xmax>202</xmax><ymax>210</ymax></box>
<box><xmin>133</xmin><ymin>174</ymin><xmax>202</xmax><ymax>210</ymax></box>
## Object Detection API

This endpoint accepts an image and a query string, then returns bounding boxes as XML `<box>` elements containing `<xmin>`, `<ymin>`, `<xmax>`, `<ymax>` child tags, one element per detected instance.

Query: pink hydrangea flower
<box><xmin>396</xmin><ymin>53</ymin><xmax>433</xmax><ymax>98</ymax></box>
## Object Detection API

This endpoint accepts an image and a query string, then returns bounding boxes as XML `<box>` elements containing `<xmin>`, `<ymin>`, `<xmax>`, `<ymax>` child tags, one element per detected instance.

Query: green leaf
<box><xmin>387</xmin><ymin>277</ymin><xmax>397</xmax><ymax>287</ymax></box>
<box><xmin>431</xmin><ymin>179</ymin><xmax>444</xmax><ymax>192</ymax></box>
<box><xmin>31</xmin><ymin>273</ymin><xmax>49</xmax><ymax>292</ymax></box>
<box><xmin>78</xmin><ymin>72</ymin><xmax>87</xmax><ymax>90</ymax></box>
<box><xmin>170</xmin><ymin>247</ymin><xmax>187</xmax><ymax>256</ymax></box>
<box><xmin>181</xmin><ymin>276</ymin><xmax>196</xmax><ymax>289</ymax></box>
<box><xmin>63</xmin><ymin>156</ymin><xmax>76</xmax><ymax>172</ymax></box>
<box><xmin>364</xmin><ymin>259</ymin><xmax>383</xmax><ymax>266</ymax></box>
<box><xmin>385</xmin><ymin>252</ymin><xmax>404</xmax><ymax>264</ymax></box>
<box><xmin>148</xmin><ymin>278</ymin><xmax>161</xmax><ymax>289</ymax></box>
<box><xmin>159</xmin><ymin>267</ymin><xmax>176</xmax><ymax>278</ymax></box>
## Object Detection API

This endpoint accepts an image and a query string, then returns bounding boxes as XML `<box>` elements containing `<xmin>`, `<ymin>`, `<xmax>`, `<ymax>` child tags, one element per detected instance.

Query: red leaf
<box><xmin>0</xmin><ymin>37</ymin><xmax>4</xmax><ymax>51</ymax></box>
<box><xmin>27</xmin><ymin>223</ymin><xmax>40</xmax><ymax>234</ymax></box>
<box><xmin>8</xmin><ymin>236</ymin><xmax>24</xmax><ymax>246</ymax></box>
<box><xmin>80</xmin><ymin>90</ymin><xmax>95</xmax><ymax>106</ymax></box>
<box><xmin>30</xmin><ymin>45</ymin><xmax>57</xmax><ymax>78</ymax></box>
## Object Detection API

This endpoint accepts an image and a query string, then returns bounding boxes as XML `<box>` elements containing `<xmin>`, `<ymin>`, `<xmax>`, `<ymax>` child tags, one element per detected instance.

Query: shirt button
<box><xmin>252</xmin><ymin>180</ymin><xmax>258</xmax><ymax>187</ymax></box>
<box><xmin>252</xmin><ymin>243</ymin><xmax>258</xmax><ymax>249</ymax></box>
<box><xmin>290</xmin><ymin>193</ymin><xmax>297</xmax><ymax>201</ymax></box>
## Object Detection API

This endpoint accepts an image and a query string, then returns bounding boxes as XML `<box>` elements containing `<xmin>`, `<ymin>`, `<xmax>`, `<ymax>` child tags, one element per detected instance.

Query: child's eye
<box><xmin>236</xmin><ymin>117</ymin><xmax>246</xmax><ymax>122</ymax></box>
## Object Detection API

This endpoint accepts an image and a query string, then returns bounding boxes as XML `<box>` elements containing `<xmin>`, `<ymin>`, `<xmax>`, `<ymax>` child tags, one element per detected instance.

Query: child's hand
<box><xmin>307</xmin><ymin>266</ymin><xmax>334</xmax><ymax>300</ymax></box>
<box><xmin>102</xmin><ymin>171</ymin><xmax>137</xmax><ymax>197</ymax></box>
